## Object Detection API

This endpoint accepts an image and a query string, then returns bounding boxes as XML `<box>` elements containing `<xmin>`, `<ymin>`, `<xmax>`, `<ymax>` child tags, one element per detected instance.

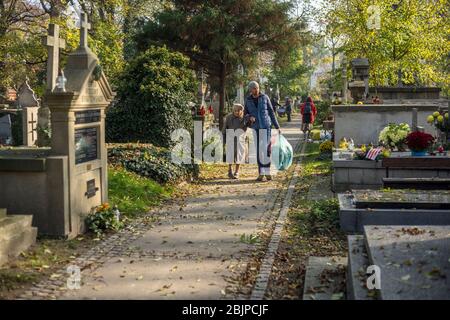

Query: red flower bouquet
<box><xmin>405</xmin><ymin>131</ymin><xmax>434</xmax><ymax>151</ymax></box>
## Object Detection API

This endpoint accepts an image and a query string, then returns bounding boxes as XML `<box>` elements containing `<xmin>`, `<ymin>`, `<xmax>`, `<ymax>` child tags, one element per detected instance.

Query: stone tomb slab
<box><xmin>353</xmin><ymin>189</ymin><xmax>450</xmax><ymax>210</ymax></box>
<box><xmin>364</xmin><ymin>225</ymin><xmax>450</xmax><ymax>300</ymax></box>
<box><xmin>346</xmin><ymin>235</ymin><xmax>377</xmax><ymax>300</ymax></box>
<box><xmin>338</xmin><ymin>193</ymin><xmax>450</xmax><ymax>233</ymax></box>
<box><xmin>302</xmin><ymin>256</ymin><xmax>347</xmax><ymax>300</ymax></box>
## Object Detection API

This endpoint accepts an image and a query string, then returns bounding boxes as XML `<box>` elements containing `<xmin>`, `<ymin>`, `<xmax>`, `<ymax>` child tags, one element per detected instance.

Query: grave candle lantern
<box><xmin>55</xmin><ymin>70</ymin><xmax>67</xmax><ymax>92</ymax></box>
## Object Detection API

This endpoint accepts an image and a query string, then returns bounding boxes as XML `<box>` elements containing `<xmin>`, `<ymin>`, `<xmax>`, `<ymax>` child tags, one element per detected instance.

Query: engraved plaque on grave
<box><xmin>75</xmin><ymin>109</ymin><xmax>101</xmax><ymax>124</ymax></box>
<box><xmin>85</xmin><ymin>179</ymin><xmax>98</xmax><ymax>198</ymax></box>
<box><xmin>75</xmin><ymin>127</ymin><xmax>98</xmax><ymax>164</ymax></box>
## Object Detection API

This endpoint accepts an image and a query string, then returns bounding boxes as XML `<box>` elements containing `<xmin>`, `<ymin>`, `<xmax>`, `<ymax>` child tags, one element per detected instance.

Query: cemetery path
<box><xmin>59</xmin><ymin>115</ymin><xmax>303</xmax><ymax>300</ymax></box>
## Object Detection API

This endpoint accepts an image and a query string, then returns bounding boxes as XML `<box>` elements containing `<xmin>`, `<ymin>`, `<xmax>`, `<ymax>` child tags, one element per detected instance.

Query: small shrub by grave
<box><xmin>319</xmin><ymin>140</ymin><xmax>333</xmax><ymax>154</ymax></box>
<box><xmin>108</xmin><ymin>143</ymin><xmax>195</xmax><ymax>184</ymax></box>
<box><xmin>315</xmin><ymin>100</ymin><xmax>331</xmax><ymax>125</ymax></box>
<box><xmin>85</xmin><ymin>203</ymin><xmax>124</xmax><ymax>237</ymax></box>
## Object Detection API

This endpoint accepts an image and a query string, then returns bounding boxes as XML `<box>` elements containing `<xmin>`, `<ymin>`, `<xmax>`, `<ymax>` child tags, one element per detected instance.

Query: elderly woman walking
<box><xmin>223</xmin><ymin>104</ymin><xmax>247</xmax><ymax>179</ymax></box>
<box><xmin>244</xmin><ymin>81</ymin><xmax>280</xmax><ymax>181</ymax></box>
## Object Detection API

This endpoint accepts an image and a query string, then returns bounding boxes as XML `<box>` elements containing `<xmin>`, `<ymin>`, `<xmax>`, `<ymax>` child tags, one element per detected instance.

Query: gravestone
<box><xmin>348</xmin><ymin>58</ymin><xmax>370</xmax><ymax>103</ymax></box>
<box><xmin>0</xmin><ymin>13</ymin><xmax>114</xmax><ymax>237</ymax></box>
<box><xmin>0</xmin><ymin>114</ymin><xmax>12</xmax><ymax>144</ymax></box>
<box><xmin>17</xmin><ymin>80</ymin><xmax>40</xmax><ymax>146</ymax></box>
<box><xmin>43</xmin><ymin>12</ymin><xmax>114</xmax><ymax>236</ymax></box>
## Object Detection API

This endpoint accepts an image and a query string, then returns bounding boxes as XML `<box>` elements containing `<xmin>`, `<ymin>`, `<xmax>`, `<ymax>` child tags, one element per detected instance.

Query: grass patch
<box><xmin>292</xmin><ymin>199</ymin><xmax>340</xmax><ymax>237</ymax></box>
<box><xmin>108</xmin><ymin>166</ymin><xmax>172</xmax><ymax>217</ymax></box>
<box><xmin>265</xmin><ymin>140</ymin><xmax>345</xmax><ymax>299</ymax></box>
<box><xmin>302</xmin><ymin>143</ymin><xmax>332</xmax><ymax>177</ymax></box>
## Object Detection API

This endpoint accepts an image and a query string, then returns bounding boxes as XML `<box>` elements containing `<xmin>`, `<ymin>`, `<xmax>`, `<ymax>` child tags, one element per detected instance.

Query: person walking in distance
<box><xmin>300</xmin><ymin>96</ymin><xmax>317</xmax><ymax>141</ymax></box>
<box><xmin>285</xmin><ymin>97</ymin><xmax>292</xmax><ymax>122</ymax></box>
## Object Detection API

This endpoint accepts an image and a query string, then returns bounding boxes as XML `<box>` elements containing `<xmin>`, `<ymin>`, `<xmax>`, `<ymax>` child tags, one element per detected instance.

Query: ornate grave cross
<box><xmin>79</xmin><ymin>12</ymin><xmax>91</xmax><ymax>48</ymax></box>
<box><xmin>42</xmin><ymin>24</ymin><xmax>66</xmax><ymax>91</ymax></box>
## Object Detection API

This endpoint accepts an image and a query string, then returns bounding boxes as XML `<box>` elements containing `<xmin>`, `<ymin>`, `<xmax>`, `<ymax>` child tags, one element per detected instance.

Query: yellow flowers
<box><xmin>339</xmin><ymin>138</ymin><xmax>348</xmax><ymax>149</ymax></box>
<box><xmin>361</xmin><ymin>144</ymin><xmax>367</xmax><ymax>153</ymax></box>
<box><xmin>382</xmin><ymin>149</ymin><xmax>391</xmax><ymax>158</ymax></box>
<box><xmin>96</xmin><ymin>203</ymin><xmax>110</xmax><ymax>213</ymax></box>
<box><xmin>427</xmin><ymin>111</ymin><xmax>449</xmax><ymax>128</ymax></box>
<box><xmin>319</xmin><ymin>140</ymin><xmax>334</xmax><ymax>153</ymax></box>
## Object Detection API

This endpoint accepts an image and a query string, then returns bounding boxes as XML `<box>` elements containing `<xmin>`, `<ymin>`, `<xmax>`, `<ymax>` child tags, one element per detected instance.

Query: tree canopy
<box><xmin>322</xmin><ymin>0</ymin><xmax>450</xmax><ymax>93</ymax></box>
<box><xmin>136</xmin><ymin>0</ymin><xmax>305</xmax><ymax>128</ymax></box>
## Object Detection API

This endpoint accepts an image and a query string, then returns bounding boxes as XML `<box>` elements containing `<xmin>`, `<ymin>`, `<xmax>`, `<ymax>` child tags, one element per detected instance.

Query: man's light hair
<box><xmin>248</xmin><ymin>81</ymin><xmax>259</xmax><ymax>91</ymax></box>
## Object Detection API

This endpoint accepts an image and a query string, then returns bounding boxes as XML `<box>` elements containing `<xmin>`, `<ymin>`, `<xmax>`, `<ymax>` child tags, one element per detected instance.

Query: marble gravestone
<box><xmin>17</xmin><ymin>80</ymin><xmax>40</xmax><ymax>146</ymax></box>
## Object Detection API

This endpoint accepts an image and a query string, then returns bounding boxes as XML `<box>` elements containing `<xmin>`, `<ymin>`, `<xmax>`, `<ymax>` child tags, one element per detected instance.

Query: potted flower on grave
<box><xmin>378</xmin><ymin>123</ymin><xmax>411</xmax><ymax>151</ymax></box>
<box><xmin>405</xmin><ymin>131</ymin><xmax>435</xmax><ymax>156</ymax></box>
<box><xmin>427</xmin><ymin>110</ymin><xmax>450</xmax><ymax>148</ymax></box>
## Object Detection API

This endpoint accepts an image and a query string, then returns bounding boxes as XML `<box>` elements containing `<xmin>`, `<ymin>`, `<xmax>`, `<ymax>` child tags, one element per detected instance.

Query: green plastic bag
<box><xmin>272</xmin><ymin>134</ymin><xmax>293</xmax><ymax>171</ymax></box>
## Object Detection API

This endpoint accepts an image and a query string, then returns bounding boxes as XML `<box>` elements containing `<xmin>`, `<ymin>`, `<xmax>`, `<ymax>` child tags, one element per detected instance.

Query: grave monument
<box><xmin>17</xmin><ymin>80</ymin><xmax>40</xmax><ymax>146</ymax></box>
<box><xmin>332</xmin><ymin>57</ymin><xmax>446</xmax><ymax>146</ymax></box>
<box><xmin>0</xmin><ymin>12</ymin><xmax>114</xmax><ymax>237</ymax></box>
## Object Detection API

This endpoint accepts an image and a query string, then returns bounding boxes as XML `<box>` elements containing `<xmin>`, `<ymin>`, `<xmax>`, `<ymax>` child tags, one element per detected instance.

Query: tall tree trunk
<box><xmin>219</xmin><ymin>62</ymin><xmax>226</xmax><ymax>131</ymax></box>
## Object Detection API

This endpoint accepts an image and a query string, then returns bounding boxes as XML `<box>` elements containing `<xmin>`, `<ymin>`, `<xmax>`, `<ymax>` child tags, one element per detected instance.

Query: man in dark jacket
<box><xmin>244</xmin><ymin>81</ymin><xmax>280</xmax><ymax>181</ymax></box>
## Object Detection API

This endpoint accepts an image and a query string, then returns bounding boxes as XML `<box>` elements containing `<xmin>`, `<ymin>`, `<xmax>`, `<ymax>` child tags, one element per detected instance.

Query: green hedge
<box><xmin>106</xmin><ymin>46</ymin><xmax>195</xmax><ymax>148</ymax></box>
<box><xmin>315</xmin><ymin>101</ymin><xmax>331</xmax><ymax>125</ymax></box>
<box><xmin>108</xmin><ymin>143</ymin><xmax>196</xmax><ymax>184</ymax></box>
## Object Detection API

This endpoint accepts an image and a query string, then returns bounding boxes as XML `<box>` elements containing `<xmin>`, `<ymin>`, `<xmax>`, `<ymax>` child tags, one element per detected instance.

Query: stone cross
<box><xmin>42</xmin><ymin>24</ymin><xmax>66</xmax><ymax>91</ymax></box>
<box><xmin>412</xmin><ymin>107</ymin><xmax>418</xmax><ymax>131</ymax></box>
<box><xmin>29</xmin><ymin>112</ymin><xmax>37</xmax><ymax>141</ymax></box>
<box><xmin>198</xmin><ymin>68</ymin><xmax>207</xmax><ymax>107</ymax></box>
<box><xmin>235</xmin><ymin>64</ymin><xmax>245</xmax><ymax>105</ymax></box>
<box><xmin>79</xmin><ymin>12</ymin><xmax>91</xmax><ymax>48</ymax></box>
<box><xmin>341</xmin><ymin>55</ymin><xmax>348</xmax><ymax>104</ymax></box>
